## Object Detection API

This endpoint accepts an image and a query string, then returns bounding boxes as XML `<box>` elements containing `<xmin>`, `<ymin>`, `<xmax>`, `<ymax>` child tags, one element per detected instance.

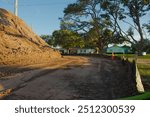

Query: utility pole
<box><xmin>14</xmin><ymin>0</ymin><xmax>18</xmax><ymax>16</ymax></box>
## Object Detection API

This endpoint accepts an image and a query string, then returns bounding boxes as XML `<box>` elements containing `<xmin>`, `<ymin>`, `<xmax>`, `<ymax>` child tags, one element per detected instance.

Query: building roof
<box><xmin>106</xmin><ymin>45</ymin><xmax>131</xmax><ymax>53</ymax></box>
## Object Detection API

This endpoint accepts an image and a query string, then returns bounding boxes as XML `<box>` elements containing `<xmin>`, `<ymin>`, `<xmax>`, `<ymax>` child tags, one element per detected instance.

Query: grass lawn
<box><xmin>138</xmin><ymin>63</ymin><xmax>150</xmax><ymax>80</ymax></box>
<box><xmin>106</xmin><ymin>53</ymin><xmax>150</xmax><ymax>59</ymax></box>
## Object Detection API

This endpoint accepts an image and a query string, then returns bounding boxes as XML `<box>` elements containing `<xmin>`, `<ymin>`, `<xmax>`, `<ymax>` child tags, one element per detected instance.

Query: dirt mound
<box><xmin>0</xmin><ymin>8</ymin><xmax>61</xmax><ymax>65</ymax></box>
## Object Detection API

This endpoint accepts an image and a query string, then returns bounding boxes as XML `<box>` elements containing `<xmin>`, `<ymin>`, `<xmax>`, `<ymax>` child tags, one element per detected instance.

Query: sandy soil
<box><xmin>0</xmin><ymin>56</ymin><xmax>138</xmax><ymax>100</ymax></box>
<box><xmin>0</xmin><ymin>8</ymin><xmax>61</xmax><ymax>65</ymax></box>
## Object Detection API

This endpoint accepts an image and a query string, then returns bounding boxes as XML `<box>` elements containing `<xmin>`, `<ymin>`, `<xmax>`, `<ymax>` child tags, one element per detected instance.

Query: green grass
<box><xmin>105</xmin><ymin>54</ymin><xmax>150</xmax><ymax>59</ymax></box>
<box><xmin>138</xmin><ymin>63</ymin><xmax>150</xmax><ymax>81</ymax></box>
<box><xmin>138</xmin><ymin>54</ymin><xmax>150</xmax><ymax>59</ymax></box>
<box><xmin>120</xmin><ymin>92</ymin><xmax>150</xmax><ymax>100</ymax></box>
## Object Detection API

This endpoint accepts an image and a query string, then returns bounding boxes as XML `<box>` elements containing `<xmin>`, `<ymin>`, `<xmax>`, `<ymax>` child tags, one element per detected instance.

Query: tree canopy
<box><xmin>61</xmin><ymin>0</ymin><xmax>150</xmax><ymax>54</ymax></box>
<box><xmin>52</xmin><ymin>29</ymin><xmax>84</xmax><ymax>49</ymax></box>
<box><xmin>40</xmin><ymin>35</ymin><xmax>54</xmax><ymax>45</ymax></box>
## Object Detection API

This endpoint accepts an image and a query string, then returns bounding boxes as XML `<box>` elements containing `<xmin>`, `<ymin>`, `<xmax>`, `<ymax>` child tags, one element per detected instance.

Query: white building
<box><xmin>54</xmin><ymin>47</ymin><xmax>95</xmax><ymax>54</ymax></box>
<box><xmin>76</xmin><ymin>48</ymin><xmax>95</xmax><ymax>54</ymax></box>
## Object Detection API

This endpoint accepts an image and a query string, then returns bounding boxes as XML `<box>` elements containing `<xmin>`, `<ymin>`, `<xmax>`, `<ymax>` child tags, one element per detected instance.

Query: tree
<box><xmin>100</xmin><ymin>0</ymin><xmax>150</xmax><ymax>54</ymax></box>
<box><xmin>144</xmin><ymin>21</ymin><xmax>150</xmax><ymax>34</ymax></box>
<box><xmin>132</xmin><ymin>39</ymin><xmax>150</xmax><ymax>53</ymax></box>
<box><xmin>61</xmin><ymin>0</ymin><xmax>150</xmax><ymax>54</ymax></box>
<box><xmin>40</xmin><ymin>35</ymin><xmax>54</xmax><ymax>45</ymax></box>
<box><xmin>52</xmin><ymin>29</ymin><xmax>84</xmax><ymax>52</ymax></box>
<box><xmin>62</xmin><ymin>0</ymin><xmax>113</xmax><ymax>53</ymax></box>
<box><xmin>122</xmin><ymin>0</ymin><xmax>149</xmax><ymax>53</ymax></box>
<box><xmin>143</xmin><ymin>39</ymin><xmax>150</xmax><ymax>53</ymax></box>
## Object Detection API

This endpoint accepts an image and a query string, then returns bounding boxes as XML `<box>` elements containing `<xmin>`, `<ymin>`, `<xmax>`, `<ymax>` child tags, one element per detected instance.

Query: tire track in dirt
<box><xmin>1</xmin><ymin>56</ymin><xmax>138</xmax><ymax>100</ymax></box>
<box><xmin>0</xmin><ymin>58</ymin><xmax>81</xmax><ymax>99</ymax></box>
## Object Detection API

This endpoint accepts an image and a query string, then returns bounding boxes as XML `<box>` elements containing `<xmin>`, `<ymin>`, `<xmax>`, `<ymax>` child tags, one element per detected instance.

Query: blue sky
<box><xmin>0</xmin><ymin>0</ymin><xmax>150</xmax><ymax>39</ymax></box>
<box><xmin>0</xmin><ymin>0</ymin><xmax>76</xmax><ymax>35</ymax></box>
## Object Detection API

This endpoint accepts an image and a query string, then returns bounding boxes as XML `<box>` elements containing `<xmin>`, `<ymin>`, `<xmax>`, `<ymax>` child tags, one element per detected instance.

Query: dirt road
<box><xmin>0</xmin><ymin>56</ymin><xmax>137</xmax><ymax>100</ymax></box>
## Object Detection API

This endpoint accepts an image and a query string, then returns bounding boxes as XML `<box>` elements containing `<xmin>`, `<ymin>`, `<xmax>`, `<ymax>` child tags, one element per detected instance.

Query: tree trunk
<box><xmin>97</xmin><ymin>42</ymin><xmax>104</xmax><ymax>54</ymax></box>
<box><xmin>133</xmin><ymin>3</ymin><xmax>144</xmax><ymax>55</ymax></box>
<box><xmin>136</xmin><ymin>17</ymin><xmax>144</xmax><ymax>55</ymax></box>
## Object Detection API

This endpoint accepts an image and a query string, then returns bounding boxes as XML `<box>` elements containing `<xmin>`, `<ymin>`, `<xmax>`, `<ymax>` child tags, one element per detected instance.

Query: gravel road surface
<box><xmin>0</xmin><ymin>56</ymin><xmax>137</xmax><ymax>100</ymax></box>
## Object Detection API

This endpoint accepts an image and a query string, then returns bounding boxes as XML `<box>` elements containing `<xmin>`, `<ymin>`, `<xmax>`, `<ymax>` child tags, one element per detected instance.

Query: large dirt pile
<box><xmin>0</xmin><ymin>8</ymin><xmax>61</xmax><ymax>65</ymax></box>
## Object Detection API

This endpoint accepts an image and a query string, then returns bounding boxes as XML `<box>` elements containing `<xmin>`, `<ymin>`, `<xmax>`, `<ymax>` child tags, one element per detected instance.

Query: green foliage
<box><xmin>52</xmin><ymin>30</ymin><xmax>84</xmax><ymax>49</ymax></box>
<box><xmin>120</xmin><ymin>92</ymin><xmax>150</xmax><ymax>100</ymax></box>
<box><xmin>83</xmin><ymin>28</ymin><xmax>98</xmax><ymax>49</ymax></box>
<box><xmin>142</xmin><ymin>39</ymin><xmax>150</xmax><ymax>52</ymax></box>
<box><xmin>61</xmin><ymin>0</ymin><xmax>150</xmax><ymax>53</ymax></box>
<box><xmin>127</xmin><ymin>27</ymin><xmax>134</xmax><ymax>36</ymax></box>
<box><xmin>101</xmin><ymin>0</ymin><xmax>150</xmax><ymax>53</ymax></box>
<box><xmin>144</xmin><ymin>22</ymin><xmax>150</xmax><ymax>34</ymax></box>
<box><xmin>40</xmin><ymin>35</ymin><xmax>54</xmax><ymax>45</ymax></box>
<box><xmin>62</xmin><ymin>0</ymin><xmax>115</xmax><ymax>52</ymax></box>
<box><xmin>138</xmin><ymin>63</ymin><xmax>150</xmax><ymax>80</ymax></box>
<box><xmin>40</xmin><ymin>35</ymin><xmax>51</xmax><ymax>41</ymax></box>
<box><xmin>122</xmin><ymin>0</ymin><xmax>149</xmax><ymax>17</ymax></box>
<box><xmin>132</xmin><ymin>39</ymin><xmax>150</xmax><ymax>53</ymax></box>
<box><xmin>64</xmin><ymin>3</ymin><xmax>84</xmax><ymax>15</ymax></box>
